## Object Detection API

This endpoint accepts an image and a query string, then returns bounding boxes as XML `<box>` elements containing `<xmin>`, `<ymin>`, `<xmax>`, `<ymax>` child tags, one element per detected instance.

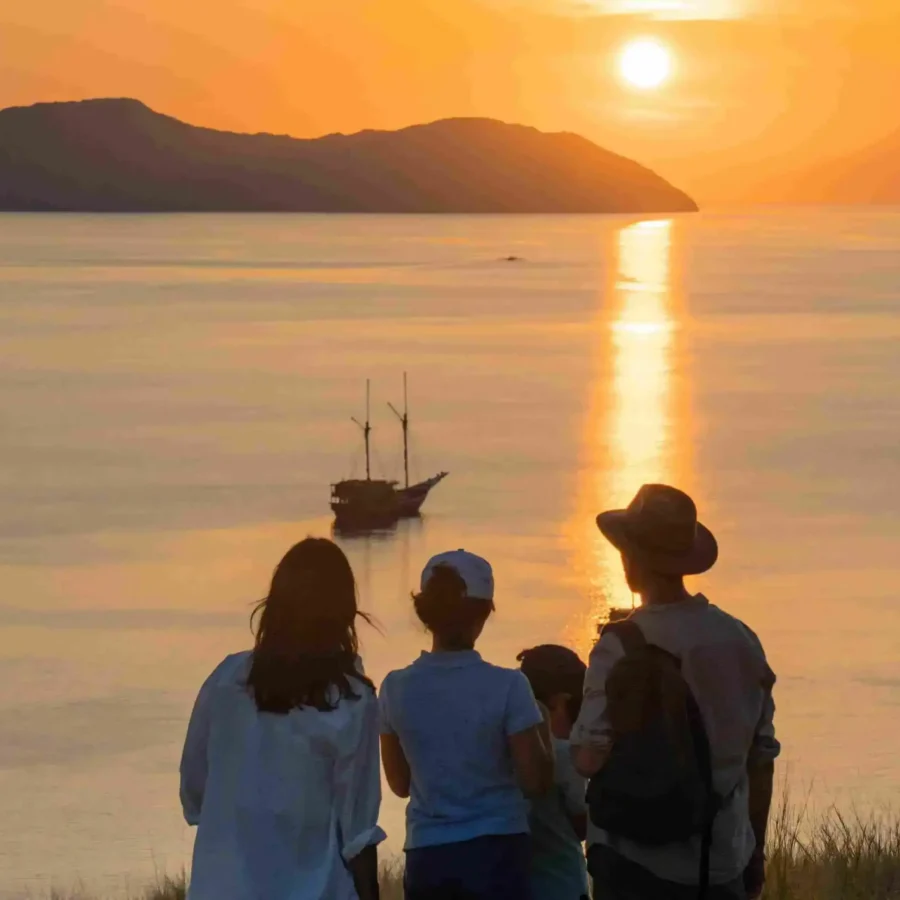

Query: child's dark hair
<box><xmin>413</xmin><ymin>564</ymin><xmax>495</xmax><ymax>651</ymax></box>
<box><xmin>517</xmin><ymin>644</ymin><xmax>586</xmax><ymax>723</ymax></box>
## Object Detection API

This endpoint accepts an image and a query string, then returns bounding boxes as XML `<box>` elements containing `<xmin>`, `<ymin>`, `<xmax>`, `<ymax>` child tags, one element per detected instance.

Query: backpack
<box><xmin>585</xmin><ymin>619</ymin><xmax>721</xmax><ymax>899</ymax></box>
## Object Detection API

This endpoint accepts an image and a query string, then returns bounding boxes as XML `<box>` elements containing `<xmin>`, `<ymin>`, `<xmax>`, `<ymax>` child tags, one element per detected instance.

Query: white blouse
<box><xmin>180</xmin><ymin>652</ymin><xmax>386</xmax><ymax>900</ymax></box>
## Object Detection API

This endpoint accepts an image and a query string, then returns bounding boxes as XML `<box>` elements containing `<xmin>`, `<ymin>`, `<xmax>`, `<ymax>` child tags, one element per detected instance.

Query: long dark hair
<box><xmin>413</xmin><ymin>564</ymin><xmax>495</xmax><ymax>651</ymax></box>
<box><xmin>246</xmin><ymin>538</ymin><xmax>374</xmax><ymax>713</ymax></box>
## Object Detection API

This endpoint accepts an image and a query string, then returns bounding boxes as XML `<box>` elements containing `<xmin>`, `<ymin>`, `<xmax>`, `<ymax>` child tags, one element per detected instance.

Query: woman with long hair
<box><xmin>180</xmin><ymin>538</ymin><xmax>384</xmax><ymax>900</ymax></box>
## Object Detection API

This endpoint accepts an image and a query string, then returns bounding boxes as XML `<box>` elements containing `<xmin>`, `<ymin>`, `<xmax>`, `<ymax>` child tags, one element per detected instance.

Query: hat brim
<box><xmin>596</xmin><ymin>509</ymin><xmax>718</xmax><ymax>576</ymax></box>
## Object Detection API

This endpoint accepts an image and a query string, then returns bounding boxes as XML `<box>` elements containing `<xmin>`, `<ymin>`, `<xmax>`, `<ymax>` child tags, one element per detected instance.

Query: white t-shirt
<box><xmin>379</xmin><ymin>649</ymin><xmax>543</xmax><ymax>849</ymax></box>
<box><xmin>180</xmin><ymin>652</ymin><xmax>385</xmax><ymax>900</ymax></box>
<box><xmin>571</xmin><ymin>594</ymin><xmax>780</xmax><ymax>886</ymax></box>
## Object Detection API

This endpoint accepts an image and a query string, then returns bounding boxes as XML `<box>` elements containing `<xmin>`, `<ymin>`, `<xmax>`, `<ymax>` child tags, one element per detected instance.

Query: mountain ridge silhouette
<box><xmin>0</xmin><ymin>98</ymin><xmax>697</xmax><ymax>213</ymax></box>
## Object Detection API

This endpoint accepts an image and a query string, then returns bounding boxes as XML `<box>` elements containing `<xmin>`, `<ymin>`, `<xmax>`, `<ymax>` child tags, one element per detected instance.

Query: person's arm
<box><xmin>556</xmin><ymin>741</ymin><xmax>589</xmax><ymax>841</ymax></box>
<box><xmin>570</xmin><ymin>632</ymin><xmax>624</xmax><ymax>778</ymax></box>
<box><xmin>509</xmin><ymin>725</ymin><xmax>554</xmax><ymax>796</ymax></box>
<box><xmin>377</xmin><ymin>674</ymin><xmax>411</xmax><ymax>799</ymax></box>
<box><xmin>335</xmin><ymin>691</ymin><xmax>387</xmax><ymax>900</ymax></box>
<box><xmin>179</xmin><ymin>666</ymin><xmax>219</xmax><ymax>825</ymax></box>
<box><xmin>380</xmin><ymin>732</ymin><xmax>411</xmax><ymax>799</ymax></box>
<box><xmin>748</xmin><ymin>761</ymin><xmax>775</xmax><ymax>851</ymax></box>
<box><xmin>506</xmin><ymin>672</ymin><xmax>554</xmax><ymax>796</ymax></box>
<box><xmin>569</xmin><ymin>812</ymin><xmax>588</xmax><ymax>842</ymax></box>
<box><xmin>745</xmin><ymin>673</ymin><xmax>780</xmax><ymax>899</ymax></box>
<box><xmin>744</xmin><ymin>762</ymin><xmax>775</xmax><ymax>899</ymax></box>
<box><xmin>348</xmin><ymin>844</ymin><xmax>380</xmax><ymax>900</ymax></box>
<box><xmin>572</xmin><ymin>743</ymin><xmax>611</xmax><ymax>779</ymax></box>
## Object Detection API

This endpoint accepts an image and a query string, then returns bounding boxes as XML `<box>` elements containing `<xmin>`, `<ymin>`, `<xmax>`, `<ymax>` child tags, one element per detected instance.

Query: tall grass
<box><xmin>48</xmin><ymin>873</ymin><xmax>187</xmax><ymax>900</ymax></box>
<box><xmin>46</xmin><ymin>799</ymin><xmax>900</xmax><ymax>899</ymax></box>
<box><xmin>378</xmin><ymin>857</ymin><xmax>404</xmax><ymax>900</ymax></box>
<box><xmin>762</xmin><ymin>796</ymin><xmax>900</xmax><ymax>900</ymax></box>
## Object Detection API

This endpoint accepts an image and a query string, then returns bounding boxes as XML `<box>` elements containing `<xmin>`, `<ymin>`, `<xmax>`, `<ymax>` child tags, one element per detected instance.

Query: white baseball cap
<box><xmin>420</xmin><ymin>549</ymin><xmax>494</xmax><ymax>602</ymax></box>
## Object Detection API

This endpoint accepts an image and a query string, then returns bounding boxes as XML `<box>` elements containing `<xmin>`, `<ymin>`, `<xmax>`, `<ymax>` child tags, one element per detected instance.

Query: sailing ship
<box><xmin>330</xmin><ymin>376</ymin><xmax>448</xmax><ymax>529</ymax></box>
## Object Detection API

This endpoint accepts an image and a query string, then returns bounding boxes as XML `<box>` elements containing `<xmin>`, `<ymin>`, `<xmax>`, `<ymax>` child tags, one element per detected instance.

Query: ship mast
<box><xmin>388</xmin><ymin>372</ymin><xmax>410</xmax><ymax>489</ymax></box>
<box><xmin>351</xmin><ymin>379</ymin><xmax>372</xmax><ymax>481</ymax></box>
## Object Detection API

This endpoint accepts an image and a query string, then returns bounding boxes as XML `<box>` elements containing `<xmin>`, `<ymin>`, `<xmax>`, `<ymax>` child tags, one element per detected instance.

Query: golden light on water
<box><xmin>567</xmin><ymin>219</ymin><xmax>680</xmax><ymax>657</ymax></box>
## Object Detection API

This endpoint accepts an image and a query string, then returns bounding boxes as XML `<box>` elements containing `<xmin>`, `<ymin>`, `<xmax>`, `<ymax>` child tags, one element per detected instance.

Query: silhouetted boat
<box><xmin>603</xmin><ymin>596</ymin><xmax>638</xmax><ymax>629</ymax></box>
<box><xmin>606</xmin><ymin>607</ymin><xmax>633</xmax><ymax>624</ymax></box>
<box><xmin>330</xmin><ymin>376</ymin><xmax>448</xmax><ymax>529</ymax></box>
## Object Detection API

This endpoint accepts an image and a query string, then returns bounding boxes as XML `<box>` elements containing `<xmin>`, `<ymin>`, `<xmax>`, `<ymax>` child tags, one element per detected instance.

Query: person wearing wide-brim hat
<box><xmin>570</xmin><ymin>484</ymin><xmax>781</xmax><ymax>900</ymax></box>
<box><xmin>595</xmin><ymin>482</ymin><xmax>719</xmax><ymax>579</ymax></box>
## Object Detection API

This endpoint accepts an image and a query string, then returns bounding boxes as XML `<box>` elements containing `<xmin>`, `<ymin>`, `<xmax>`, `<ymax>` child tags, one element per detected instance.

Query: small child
<box><xmin>379</xmin><ymin>550</ymin><xmax>554</xmax><ymax>900</ymax></box>
<box><xmin>518</xmin><ymin>644</ymin><xmax>590</xmax><ymax>900</ymax></box>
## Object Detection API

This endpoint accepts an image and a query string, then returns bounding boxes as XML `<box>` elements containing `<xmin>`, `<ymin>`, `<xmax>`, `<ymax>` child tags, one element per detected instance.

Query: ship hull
<box><xmin>331</xmin><ymin>472</ymin><xmax>447</xmax><ymax>529</ymax></box>
<box><xmin>395</xmin><ymin>474</ymin><xmax>447</xmax><ymax>516</ymax></box>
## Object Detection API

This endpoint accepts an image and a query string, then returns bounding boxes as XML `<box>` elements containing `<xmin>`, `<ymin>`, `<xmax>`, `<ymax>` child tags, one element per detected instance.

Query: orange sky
<box><xmin>2</xmin><ymin>0</ymin><xmax>899</xmax><ymax>200</ymax></box>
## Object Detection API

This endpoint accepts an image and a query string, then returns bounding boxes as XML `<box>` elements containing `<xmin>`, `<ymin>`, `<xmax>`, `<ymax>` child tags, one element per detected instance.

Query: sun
<box><xmin>619</xmin><ymin>39</ymin><xmax>673</xmax><ymax>90</ymax></box>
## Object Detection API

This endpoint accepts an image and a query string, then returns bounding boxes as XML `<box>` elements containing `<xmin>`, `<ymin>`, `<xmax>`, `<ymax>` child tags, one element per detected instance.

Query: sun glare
<box><xmin>619</xmin><ymin>39</ymin><xmax>672</xmax><ymax>90</ymax></box>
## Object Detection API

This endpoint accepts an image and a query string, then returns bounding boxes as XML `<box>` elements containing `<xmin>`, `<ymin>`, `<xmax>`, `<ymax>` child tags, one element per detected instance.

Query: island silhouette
<box><xmin>0</xmin><ymin>98</ymin><xmax>697</xmax><ymax>214</ymax></box>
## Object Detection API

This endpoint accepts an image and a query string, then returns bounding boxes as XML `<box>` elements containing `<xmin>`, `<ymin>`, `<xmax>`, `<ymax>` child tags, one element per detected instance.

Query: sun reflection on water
<box><xmin>567</xmin><ymin>219</ymin><xmax>681</xmax><ymax>658</ymax></box>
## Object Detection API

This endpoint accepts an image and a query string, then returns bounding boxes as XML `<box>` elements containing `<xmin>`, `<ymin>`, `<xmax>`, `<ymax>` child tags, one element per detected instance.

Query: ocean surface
<box><xmin>1</xmin><ymin>211</ymin><xmax>898</xmax><ymax>896</ymax></box>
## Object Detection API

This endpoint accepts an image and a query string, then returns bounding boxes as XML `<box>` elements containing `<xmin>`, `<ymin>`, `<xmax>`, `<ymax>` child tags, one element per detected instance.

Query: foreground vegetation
<box><xmin>762</xmin><ymin>798</ymin><xmax>899</xmax><ymax>900</ymax></box>
<box><xmin>50</xmin><ymin>801</ymin><xmax>899</xmax><ymax>900</ymax></box>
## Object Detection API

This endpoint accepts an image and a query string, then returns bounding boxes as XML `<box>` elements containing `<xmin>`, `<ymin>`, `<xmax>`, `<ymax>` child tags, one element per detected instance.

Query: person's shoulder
<box><xmin>342</xmin><ymin>674</ymin><xmax>379</xmax><ymax>717</ymax></box>
<box><xmin>479</xmin><ymin>660</ymin><xmax>529</xmax><ymax>687</ymax></box>
<box><xmin>469</xmin><ymin>662</ymin><xmax>536</xmax><ymax>704</ymax></box>
<box><xmin>488</xmin><ymin>664</ymin><xmax>542</xmax><ymax>731</ymax></box>
<box><xmin>208</xmin><ymin>650</ymin><xmax>252</xmax><ymax>685</ymax></box>
<box><xmin>378</xmin><ymin>661</ymin><xmax>415</xmax><ymax>696</ymax></box>
<box><xmin>587</xmin><ymin>622</ymin><xmax>630</xmax><ymax>663</ymax></box>
<box><xmin>704</xmin><ymin>601</ymin><xmax>767</xmax><ymax>651</ymax></box>
<box><xmin>348</xmin><ymin>656</ymin><xmax>376</xmax><ymax>694</ymax></box>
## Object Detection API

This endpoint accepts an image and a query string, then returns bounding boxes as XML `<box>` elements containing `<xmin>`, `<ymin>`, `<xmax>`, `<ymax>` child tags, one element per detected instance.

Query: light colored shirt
<box><xmin>571</xmin><ymin>594</ymin><xmax>780</xmax><ymax>886</ymax></box>
<box><xmin>180</xmin><ymin>652</ymin><xmax>386</xmax><ymax>900</ymax></box>
<box><xmin>379</xmin><ymin>650</ymin><xmax>543</xmax><ymax>850</ymax></box>
<box><xmin>528</xmin><ymin>738</ymin><xmax>590</xmax><ymax>900</ymax></box>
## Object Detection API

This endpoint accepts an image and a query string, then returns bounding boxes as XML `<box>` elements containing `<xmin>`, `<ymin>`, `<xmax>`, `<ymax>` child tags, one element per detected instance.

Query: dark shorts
<box><xmin>404</xmin><ymin>833</ymin><xmax>532</xmax><ymax>900</ymax></box>
<box><xmin>588</xmin><ymin>844</ymin><xmax>747</xmax><ymax>900</ymax></box>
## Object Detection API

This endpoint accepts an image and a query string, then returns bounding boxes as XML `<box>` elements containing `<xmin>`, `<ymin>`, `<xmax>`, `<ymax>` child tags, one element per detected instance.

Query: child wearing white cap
<box><xmin>379</xmin><ymin>550</ymin><xmax>554</xmax><ymax>900</ymax></box>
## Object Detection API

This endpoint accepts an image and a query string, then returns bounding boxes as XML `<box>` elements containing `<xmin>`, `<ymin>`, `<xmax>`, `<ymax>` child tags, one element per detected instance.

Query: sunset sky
<box><xmin>3</xmin><ymin>0</ymin><xmax>899</xmax><ymax>200</ymax></box>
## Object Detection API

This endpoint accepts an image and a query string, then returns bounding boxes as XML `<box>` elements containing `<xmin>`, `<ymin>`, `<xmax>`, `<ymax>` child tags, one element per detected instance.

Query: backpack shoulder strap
<box><xmin>683</xmin><ymin>687</ymin><xmax>715</xmax><ymax>900</ymax></box>
<box><xmin>601</xmin><ymin>619</ymin><xmax>647</xmax><ymax>656</ymax></box>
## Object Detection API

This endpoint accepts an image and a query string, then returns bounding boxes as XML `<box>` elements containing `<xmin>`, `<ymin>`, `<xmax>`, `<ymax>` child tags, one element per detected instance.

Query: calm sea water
<box><xmin>1</xmin><ymin>211</ymin><xmax>898</xmax><ymax>896</ymax></box>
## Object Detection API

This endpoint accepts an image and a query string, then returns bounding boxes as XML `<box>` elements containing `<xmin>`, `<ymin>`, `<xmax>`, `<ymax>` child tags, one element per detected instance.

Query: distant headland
<box><xmin>776</xmin><ymin>129</ymin><xmax>900</xmax><ymax>205</ymax></box>
<box><xmin>0</xmin><ymin>98</ymin><xmax>697</xmax><ymax>214</ymax></box>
